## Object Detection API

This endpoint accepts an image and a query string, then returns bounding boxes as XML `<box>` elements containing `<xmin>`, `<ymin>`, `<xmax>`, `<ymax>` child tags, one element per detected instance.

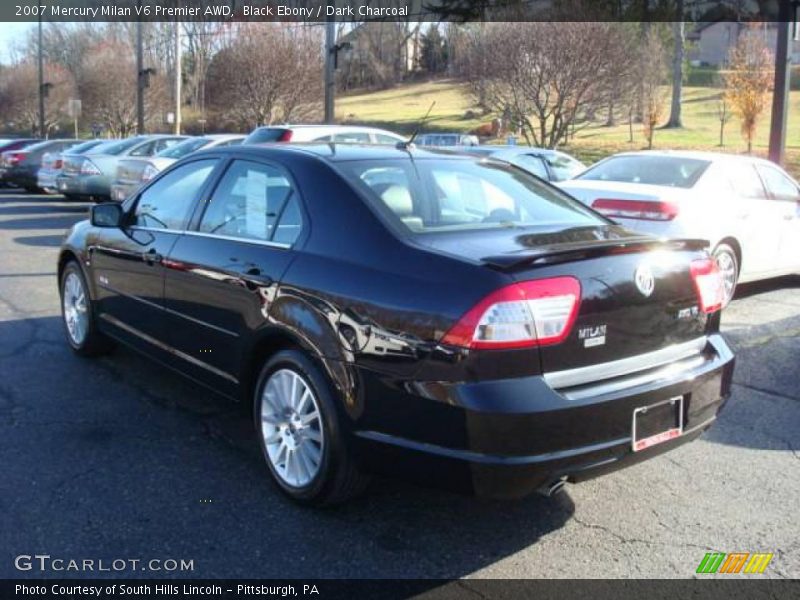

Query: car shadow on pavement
<box><xmin>13</xmin><ymin>234</ymin><xmax>66</xmax><ymax>247</ymax></box>
<box><xmin>0</xmin><ymin>315</ymin><xmax>575</xmax><ymax>579</ymax></box>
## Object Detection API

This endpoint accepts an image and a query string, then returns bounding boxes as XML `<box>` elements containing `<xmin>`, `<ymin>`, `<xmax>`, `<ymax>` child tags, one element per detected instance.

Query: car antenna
<box><xmin>397</xmin><ymin>101</ymin><xmax>436</xmax><ymax>151</ymax></box>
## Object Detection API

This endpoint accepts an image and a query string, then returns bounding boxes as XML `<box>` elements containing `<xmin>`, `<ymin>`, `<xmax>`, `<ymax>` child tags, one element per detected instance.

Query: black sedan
<box><xmin>58</xmin><ymin>144</ymin><xmax>735</xmax><ymax>505</ymax></box>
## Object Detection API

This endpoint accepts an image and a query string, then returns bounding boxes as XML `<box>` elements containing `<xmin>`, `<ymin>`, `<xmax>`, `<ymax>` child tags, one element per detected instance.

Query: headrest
<box><xmin>381</xmin><ymin>185</ymin><xmax>413</xmax><ymax>216</ymax></box>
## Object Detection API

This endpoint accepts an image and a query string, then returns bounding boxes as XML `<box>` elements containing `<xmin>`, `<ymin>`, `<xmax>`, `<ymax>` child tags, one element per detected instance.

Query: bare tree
<box><xmin>639</xmin><ymin>29</ymin><xmax>669</xmax><ymax>149</ymax></box>
<box><xmin>0</xmin><ymin>61</ymin><xmax>73</xmax><ymax>136</ymax></box>
<box><xmin>461</xmin><ymin>22</ymin><xmax>636</xmax><ymax>148</ymax></box>
<box><xmin>724</xmin><ymin>26</ymin><xmax>774</xmax><ymax>154</ymax></box>
<box><xmin>207</xmin><ymin>24</ymin><xmax>323</xmax><ymax>129</ymax></box>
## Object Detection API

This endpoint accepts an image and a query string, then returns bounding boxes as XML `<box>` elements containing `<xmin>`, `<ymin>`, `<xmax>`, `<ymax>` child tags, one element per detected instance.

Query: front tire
<box><xmin>713</xmin><ymin>243</ymin><xmax>739</xmax><ymax>308</ymax></box>
<box><xmin>254</xmin><ymin>349</ymin><xmax>368</xmax><ymax>506</ymax></box>
<box><xmin>60</xmin><ymin>261</ymin><xmax>113</xmax><ymax>356</ymax></box>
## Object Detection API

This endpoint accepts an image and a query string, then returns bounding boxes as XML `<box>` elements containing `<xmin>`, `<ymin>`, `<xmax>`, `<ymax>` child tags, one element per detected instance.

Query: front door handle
<box><xmin>143</xmin><ymin>249</ymin><xmax>163</xmax><ymax>265</ymax></box>
<box><xmin>242</xmin><ymin>267</ymin><xmax>273</xmax><ymax>289</ymax></box>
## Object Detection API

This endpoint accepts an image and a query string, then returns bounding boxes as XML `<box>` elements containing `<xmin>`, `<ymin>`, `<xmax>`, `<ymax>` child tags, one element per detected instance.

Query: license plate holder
<box><xmin>632</xmin><ymin>396</ymin><xmax>683</xmax><ymax>452</ymax></box>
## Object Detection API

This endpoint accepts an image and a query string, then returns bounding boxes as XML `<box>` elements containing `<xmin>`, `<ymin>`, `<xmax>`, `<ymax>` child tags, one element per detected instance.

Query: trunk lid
<box><xmin>418</xmin><ymin>224</ymin><xmax>710</xmax><ymax>373</ymax></box>
<box><xmin>557</xmin><ymin>179</ymin><xmax>693</xmax><ymax>208</ymax></box>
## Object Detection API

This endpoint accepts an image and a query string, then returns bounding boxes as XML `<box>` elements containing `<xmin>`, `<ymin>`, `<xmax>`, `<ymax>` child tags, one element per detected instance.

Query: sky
<box><xmin>0</xmin><ymin>22</ymin><xmax>35</xmax><ymax>62</ymax></box>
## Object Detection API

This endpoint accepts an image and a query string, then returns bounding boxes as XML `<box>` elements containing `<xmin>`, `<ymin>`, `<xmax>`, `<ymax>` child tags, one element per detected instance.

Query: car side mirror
<box><xmin>91</xmin><ymin>203</ymin><xmax>124</xmax><ymax>228</ymax></box>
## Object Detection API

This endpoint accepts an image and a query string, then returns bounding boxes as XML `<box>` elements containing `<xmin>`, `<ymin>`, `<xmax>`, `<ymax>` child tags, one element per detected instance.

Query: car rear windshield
<box><xmin>546</xmin><ymin>153</ymin><xmax>585</xmax><ymax>181</ymax></box>
<box><xmin>578</xmin><ymin>155</ymin><xmax>711</xmax><ymax>188</ymax></box>
<box><xmin>66</xmin><ymin>140</ymin><xmax>105</xmax><ymax>155</ymax></box>
<box><xmin>340</xmin><ymin>158</ymin><xmax>607</xmax><ymax>234</ymax></box>
<box><xmin>245</xmin><ymin>128</ymin><xmax>289</xmax><ymax>144</ymax></box>
<box><xmin>157</xmin><ymin>137</ymin><xmax>209</xmax><ymax>159</ymax></box>
<box><xmin>95</xmin><ymin>137</ymin><xmax>144</xmax><ymax>155</ymax></box>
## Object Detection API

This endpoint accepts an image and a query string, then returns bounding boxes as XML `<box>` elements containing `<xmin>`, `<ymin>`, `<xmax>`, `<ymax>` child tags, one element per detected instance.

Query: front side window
<box><xmin>341</xmin><ymin>158</ymin><xmax>606</xmax><ymax>234</ymax></box>
<box><xmin>132</xmin><ymin>159</ymin><xmax>217</xmax><ymax>230</ymax></box>
<box><xmin>579</xmin><ymin>155</ymin><xmax>711</xmax><ymax>188</ymax></box>
<box><xmin>198</xmin><ymin>160</ymin><xmax>301</xmax><ymax>244</ymax></box>
<box><xmin>756</xmin><ymin>165</ymin><xmax>800</xmax><ymax>201</ymax></box>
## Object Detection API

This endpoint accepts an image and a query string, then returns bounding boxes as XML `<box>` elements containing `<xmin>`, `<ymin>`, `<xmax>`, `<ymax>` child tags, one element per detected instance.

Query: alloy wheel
<box><xmin>260</xmin><ymin>368</ymin><xmax>324</xmax><ymax>489</ymax></box>
<box><xmin>63</xmin><ymin>272</ymin><xmax>89</xmax><ymax>345</ymax></box>
<box><xmin>714</xmin><ymin>247</ymin><xmax>737</xmax><ymax>307</ymax></box>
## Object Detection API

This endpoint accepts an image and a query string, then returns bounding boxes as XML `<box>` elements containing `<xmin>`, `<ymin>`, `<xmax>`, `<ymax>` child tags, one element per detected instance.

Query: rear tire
<box><xmin>713</xmin><ymin>243</ymin><xmax>739</xmax><ymax>308</ymax></box>
<box><xmin>253</xmin><ymin>349</ymin><xmax>369</xmax><ymax>506</ymax></box>
<box><xmin>24</xmin><ymin>186</ymin><xmax>41</xmax><ymax>194</ymax></box>
<box><xmin>60</xmin><ymin>261</ymin><xmax>114</xmax><ymax>357</ymax></box>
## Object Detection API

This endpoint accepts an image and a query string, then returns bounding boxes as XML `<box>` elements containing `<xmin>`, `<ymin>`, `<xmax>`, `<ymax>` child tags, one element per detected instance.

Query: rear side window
<box><xmin>725</xmin><ymin>164</ymin><xmax>767</xmax><ymax>200</ymax></box>
<box><xmin>756</xmin><ymin>165</ymin><xmax>800</xmax><ymax>200</ymax></box>
<box><xmin>129</xmin><ymin>141</ymin><xmax>156</xmax><ymax>157</ymax></box>
<box><xmin>579</xmin><ymin>156</ymin><xmax>710</xmax><ymax>188</ymax></box>
<box><xmin>375</xmin><ymin>134</ymin><xmax>402</xmax><ymax>144</ymax></box>
<box><xmin>333</xmin><ymin>132</ymin><xmax>371</xmax><ymax>143</ymax></box>
<box><xmin>198</xmin><ymin>160</ymin><xmax>301</xmax><ymax>244</ymax></box>
<box><xmin>545</xmin><ymin>153</ymin><xmax>585</xmax><ymax>181</ymax></box>
<box><xmin>510</xmin><ymin>154</ymin><xmax>548</xmax><ymax>179</ymax></box>
<box><xmin>132</xmin><ymin>159</ymin><xmax>217</xmax><ymax>230</ymax></box>
<box><xmin>341</xmin><ymin>159</ymin><xmax>605</xmax><ymax>234</ymax></box>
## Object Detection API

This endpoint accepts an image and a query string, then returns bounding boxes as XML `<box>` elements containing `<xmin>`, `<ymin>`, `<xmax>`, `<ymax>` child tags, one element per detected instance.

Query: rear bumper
<box><xmin>110</xmin><ymin>181</ymin><xmax>140</xmax><ymax>202</ymax></box>
<box><xmin>352</xmin><ymin>334</ymin><xmax>735</xmax><ymax>498</ymax></box>
<box><xmin>55</xmin><ymin>174</ymin><xmax>111</xmax><ymax>198</ymax></box>
<box><xmin>37</xmin><ymin>168</ymin><xmax>60</xmax><ymax>191</ymax></box>
<box><xmin>4</xmin><ymin>166</ymin><xmax>37</xmax><ymax>188</ymax></box>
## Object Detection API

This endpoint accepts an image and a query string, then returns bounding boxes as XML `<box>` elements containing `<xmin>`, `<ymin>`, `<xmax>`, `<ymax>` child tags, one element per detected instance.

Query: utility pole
<box><xmin>38</xmin><ymin>15</ymin><xmax>45</xmax><ymax>138</ymax></box>
<box><xmin>324</xmin><ymin>18</ymin><xmax>336</xmax><ymax>124</ymax></box>
<box><xmin>136</xmin><ymin>16</ymin><xmax>145</xmax><ymax>134</ymax></box>
<box><xmin>768</xmin><ymin>0</ymin><xmax>793</xmax><ymax>165</ymax></box>
<box><xmin>174</xmin><ymin>22</ymin><xmax>182</xmax><ymax>135</ymax></box>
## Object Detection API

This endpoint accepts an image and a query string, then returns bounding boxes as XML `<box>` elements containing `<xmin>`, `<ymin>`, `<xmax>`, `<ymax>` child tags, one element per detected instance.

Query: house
<box><xmin>687</xmin><ymin>22</ymin><xmax>800</xmax><ymax>66</ymax></box>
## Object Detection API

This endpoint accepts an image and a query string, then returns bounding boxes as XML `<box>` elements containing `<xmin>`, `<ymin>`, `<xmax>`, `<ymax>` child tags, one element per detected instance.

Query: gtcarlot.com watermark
<box><xmin>14</xmin><ymin>554</ymin><xmax>194</xmax><ymax>573</ymax></box>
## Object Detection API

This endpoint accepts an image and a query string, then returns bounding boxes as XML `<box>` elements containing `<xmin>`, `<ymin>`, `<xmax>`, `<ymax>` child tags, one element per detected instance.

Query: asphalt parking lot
<box><xmin>0</xmin><ymin>189</ymin><xmax>798</xmax><ymax>580</ymax></box>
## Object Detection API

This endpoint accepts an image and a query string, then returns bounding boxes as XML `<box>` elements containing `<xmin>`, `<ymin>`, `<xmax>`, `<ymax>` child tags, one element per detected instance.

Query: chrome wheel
<box><xmin>63</xmin><ymin>271</ymin><xmax>88</xmax><ymax>345</ymax></box>
<box><xmin>714</xmin><ymin>247</ymin><xmax>738</xmax><ymax>307</ymax></box>
<box><xmin>260</xmin><ymin>368</ymin><xmax>324</xmax><ymax>489</ymax></box>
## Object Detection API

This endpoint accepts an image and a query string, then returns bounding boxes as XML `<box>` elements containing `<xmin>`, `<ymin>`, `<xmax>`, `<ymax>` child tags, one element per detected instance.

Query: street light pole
<box><xmin>174</xmin><ymin>22</ymin><xmax>182</xmax><ymax>135</ymax></box>
<box><xmin>136</xmin><ymin>15</ymin><xmax>145</xmax><ymax>134</ymax></box>
<box><xmin>38</xmin><ymin>15</ymin><xmax>45</xmax><ymax>138</ymax></box>
<box><xmin>324</xmin><ymin>18</ymin><xmax>336</xmax><ymax>124</ymax></box>
<box><xmin>768</xmin><ymin>0</ymin><xmax>794</xmax><ymax>165</ymax></box>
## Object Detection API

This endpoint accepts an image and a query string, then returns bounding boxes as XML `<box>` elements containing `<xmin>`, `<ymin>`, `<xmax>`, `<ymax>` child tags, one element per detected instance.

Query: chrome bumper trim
<box><xmin>543</xmin><ymin>337</ymin><xmax>709</xmax><ymax>391</ymax></box>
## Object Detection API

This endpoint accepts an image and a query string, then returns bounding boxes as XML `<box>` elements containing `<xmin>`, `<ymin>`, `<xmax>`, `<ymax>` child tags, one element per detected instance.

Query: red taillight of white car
<box><xmin>79</xmin><ymin>159</ymin><xmax>101</xmax><ymax>176</ymax></box>
<box><xmin>592</xmin><ymin>198</ymin><xmax>679</xmax><ymax>221</ymax></box>
<box><xmin>441</xmin><ymin>277</ymin><xmax>581</xmax><ymax>349</ymax></box>
<box><xmin>690</xmin><ymin>258</ymin><xmax>725</xmax><ymax>314</ymax></box>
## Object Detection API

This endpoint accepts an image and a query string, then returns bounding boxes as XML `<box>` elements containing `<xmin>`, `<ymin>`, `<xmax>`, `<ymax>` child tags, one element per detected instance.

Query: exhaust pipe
<box><xmin>537</xmin><ymin>477</ymin><xmax>567</xmax><ymax>497</ymax></box>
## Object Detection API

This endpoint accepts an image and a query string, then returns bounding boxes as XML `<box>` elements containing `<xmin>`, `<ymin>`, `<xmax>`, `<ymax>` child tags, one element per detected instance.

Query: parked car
<box><xmin>55</xmin><ymin>135</ymin><xmax>187</xmax><ymax>202</ymax></box>
<box><xmin>59</xmin><ymin>144</ymin><xmax>734</xmax><ymax>505</ymax></box>
<box><xmin>0</xmin><ymin>138</ymin><xmax>40</xmax><ymax>186</ymax></box>
<box><xmin>244</xmin><ymin>124</ymin><xmax>406</xmax><ymax>145</ymax></box>
<box><xmin>415</xmin><ymin>133</ymin><xmax>479</xmax><ymax>147</ymax></box>
<box><xmin>37</xmin><ymin>139</ymin><xmax>108</xmax><ymax>194</ymax></box>
<box><xmin>0</xmin><ymin>139</ymin><xmax>82</xmax><ymax>192</ymax></box>
<box><xmin>451</xmin><ymin>145</ymin><xmax>586</xmax><ymax>181</ymax></box>
<box><xmin>558</xmin><ymin>151</ymin><xmax>800</xmax><ymax>306</ymax></box>
<box><xmin>110</xmin><ymin>134</ymin><xmax>245</xmax><ymax>202</ymax></box>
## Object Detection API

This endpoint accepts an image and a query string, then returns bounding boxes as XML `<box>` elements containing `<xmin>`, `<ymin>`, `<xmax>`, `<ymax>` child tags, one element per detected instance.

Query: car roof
<box><xmin>253</xmin><ymin>124</ymin><xmax>399</xmax><ymax>134</ymax></box>
<box><xmin>195</xmin><ymin>142</ymin><xmax>475</xmax><ymax>163</ymax></box>
<box><xmin>202</xmin><ymin>133</ymin><xmax>244</xmax><ymax>140</ymax></box>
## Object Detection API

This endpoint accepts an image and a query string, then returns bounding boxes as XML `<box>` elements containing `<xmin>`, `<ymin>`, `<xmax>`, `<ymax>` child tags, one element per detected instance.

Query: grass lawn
<box><xmin>336</xmin><ymin>79</ymin><xmax>800</xmax><ymax>178</ymax></box>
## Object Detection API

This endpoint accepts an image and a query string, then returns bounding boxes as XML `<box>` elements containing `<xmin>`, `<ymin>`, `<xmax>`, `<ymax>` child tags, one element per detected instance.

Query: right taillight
<box><xmin>79</xmin><ymin>159</ymin><xmax>101</xmax><ymax>176</ymax></box>
<box><xmin>592</xmin><ymin>198</ymin><xmax>679</xmax><ymax>221</ymax></box>
<box><xmin>690</xmin><ymin>258</ymin><xmax>724</xmax><ymax>314</ymax></box>
<box><xmin>6</xmin><ymin>151</ymin><xmax>27</xmax><ymax>166</ymax></box>
<box><xmin>277</xmin><ymin>130</ymin><xmax>293</xmax><ymax>142</ymax></box>
<box><xmin>441</xmin><ymin>277</ymin><xmax>581</xmax><ymax>350</ymax></box>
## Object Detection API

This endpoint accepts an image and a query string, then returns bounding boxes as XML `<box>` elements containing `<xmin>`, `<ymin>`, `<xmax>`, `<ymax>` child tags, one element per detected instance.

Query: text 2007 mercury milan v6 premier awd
<box><xmin>57</xmin><ymin>144</ymin><xmax>735</xmax><ymax>505</ymax></box>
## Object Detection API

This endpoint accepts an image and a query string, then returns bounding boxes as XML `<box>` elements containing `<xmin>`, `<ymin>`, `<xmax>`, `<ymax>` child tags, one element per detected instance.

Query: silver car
<box><xmin>110</xmin><ymin>134</ymin><xmax>244</xmax><ymax>202</ymax></box>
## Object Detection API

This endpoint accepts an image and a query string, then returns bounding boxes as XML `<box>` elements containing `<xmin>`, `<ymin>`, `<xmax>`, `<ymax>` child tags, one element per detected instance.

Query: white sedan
<box><xmin>559</xmin><ymin>150</ymin><xmax>800</xmax><ymax>305</ymax></box>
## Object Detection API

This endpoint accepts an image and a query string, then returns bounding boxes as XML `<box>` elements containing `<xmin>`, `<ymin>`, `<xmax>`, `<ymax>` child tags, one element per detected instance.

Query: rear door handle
<box><xmin>143</xmin><ymin>249</ymin><xmax>163</xmax><ymax>265</ymax></box>
<box><xmin>242</xmin><ymin>267</ymin><xmax>273</xmax><ymax>289</ymax></box>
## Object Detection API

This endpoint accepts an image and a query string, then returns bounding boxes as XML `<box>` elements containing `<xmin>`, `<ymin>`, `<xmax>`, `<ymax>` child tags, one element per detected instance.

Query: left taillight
<box><xmin>6</xmin><ymin>151</ymin><xmax>27</xmax><ymax>166</ymax></box>
<box><xmin>592</xmin><ymin>198</ymin><xmax>679</xmax><ymax>221</ymax></box>
<box><xmin>690</xmin><ymin>258</ymin><xmax>724</xmax><ymax>314</ymax></box>
<box><xmin>441</xmin><ymin>277</ymin><xmax>581</xmax><ymax>350</ymax></box>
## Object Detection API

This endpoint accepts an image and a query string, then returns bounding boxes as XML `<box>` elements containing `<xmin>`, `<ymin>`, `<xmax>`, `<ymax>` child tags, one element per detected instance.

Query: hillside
<box><xmin>336</xmin><ymin>79</ymin><xmax>800</xmax><ymax>177</ymax></box>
